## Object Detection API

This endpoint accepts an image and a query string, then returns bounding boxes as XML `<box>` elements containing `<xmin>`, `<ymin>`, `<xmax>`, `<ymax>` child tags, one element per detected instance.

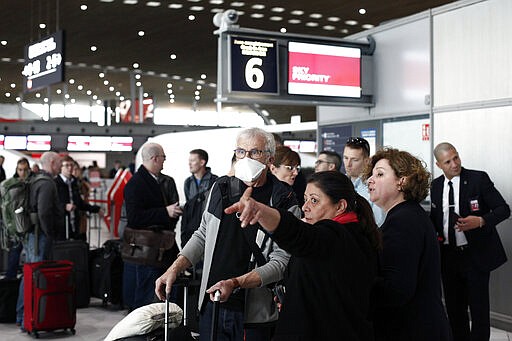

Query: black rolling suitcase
<box><xmin>89</xmin><ymin>239</ymin><xmax>123</xmax><ymax>306</ymax></box>
<box><xmin>0</xmin><ymin>277</ymin><xmax>20</xmax><ymax>322</ymax></box>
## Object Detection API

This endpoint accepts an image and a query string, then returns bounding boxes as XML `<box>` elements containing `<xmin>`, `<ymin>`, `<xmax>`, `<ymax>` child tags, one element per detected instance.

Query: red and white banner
<box><xmin>288</xmin><ymin>42</ymin><xmax>361</xmax><ymax>98</ymax></box>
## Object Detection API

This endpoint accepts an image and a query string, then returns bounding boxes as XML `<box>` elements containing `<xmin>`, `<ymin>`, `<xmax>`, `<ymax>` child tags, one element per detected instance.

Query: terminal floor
<box><xmin>1</xmin><ymin>225</ymin><xmax>511</xmax><ymax>340</ymax></box>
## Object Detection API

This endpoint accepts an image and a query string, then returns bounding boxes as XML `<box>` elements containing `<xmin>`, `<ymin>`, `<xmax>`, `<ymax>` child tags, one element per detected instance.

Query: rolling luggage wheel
<box><xmin>71</xmin><ymin>328</ymin><xmax>76</xmax><ymax>335</ymax></box>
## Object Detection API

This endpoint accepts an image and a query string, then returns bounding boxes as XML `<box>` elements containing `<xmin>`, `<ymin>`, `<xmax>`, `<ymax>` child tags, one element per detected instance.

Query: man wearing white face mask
<box><xmin>156</xmin><ymin>128</ymin><xmax>301</xmax><ymax>341</ymax></box>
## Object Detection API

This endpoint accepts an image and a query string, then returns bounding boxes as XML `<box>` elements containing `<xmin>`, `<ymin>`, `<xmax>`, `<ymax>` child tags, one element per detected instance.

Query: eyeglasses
<box><xmin>61</xmin><ymin>163</ymin><xmax>74</xmax><ymax>168</ymax></box>
<box><xmin>346</xmin><ymin>137</ymin><xmax>370</xmax><ymax>155</ymax></box>
<box><xmin>282</xmin><ymin>165</ymin><xmax>301</xmax><ymax>172</ymax></box>
<box><xmin>314</xmin><ymin>160</ymin><xmax>331</xmax><ymax>166</ymax></box>
<box><xmin>234</xmin><ymin>148</ymin><xmax>269</xmax><ymax>159</ymax></box>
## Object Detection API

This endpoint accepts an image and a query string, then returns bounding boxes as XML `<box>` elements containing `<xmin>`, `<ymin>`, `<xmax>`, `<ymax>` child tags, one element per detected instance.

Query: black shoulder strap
<box><xmin>219</xmin><ymin>177</ymin><xmax>268</xmax><ymax>267</ymax></box>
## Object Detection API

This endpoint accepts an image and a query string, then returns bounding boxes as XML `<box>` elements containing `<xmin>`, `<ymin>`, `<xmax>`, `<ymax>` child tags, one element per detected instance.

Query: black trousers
<box><xmin>441</xmin><ymin>245</ymin><xmax>490</xmax><ymax>341</ymax></box>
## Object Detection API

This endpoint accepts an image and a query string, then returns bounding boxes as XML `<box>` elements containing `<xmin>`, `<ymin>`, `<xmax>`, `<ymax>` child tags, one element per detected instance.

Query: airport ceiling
<box><xmin>0</xmin><ymin>0</ymin><xmax>455</xmax><ymax>124</ymax></box>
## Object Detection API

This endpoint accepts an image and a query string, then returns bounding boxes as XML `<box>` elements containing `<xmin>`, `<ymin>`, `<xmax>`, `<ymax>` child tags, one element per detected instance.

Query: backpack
<box><xmin>0</xmin><ymin>174</ymin><xmax>48</xmax><ymax>250</ymax></box>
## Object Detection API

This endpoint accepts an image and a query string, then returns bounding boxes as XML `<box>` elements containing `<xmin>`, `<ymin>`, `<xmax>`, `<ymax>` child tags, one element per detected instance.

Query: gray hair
<box><xmin>236</xmin><ymin>128</ymin><xmax>276</xmax><ymax>157</ymax></box>
<box><xmin>140</xmin><ymin>142</ymin><xmax>162</xmax><ymax>162</ymax></box>
<box><xmin>40</xmin><ymin>151</ymin><xmax>58</xmax><ymax>168</ymax></box>
<box><xmin>433</xmin><ymin>142</ymin><xmax>457</xmax><ymax>161</ymax></box>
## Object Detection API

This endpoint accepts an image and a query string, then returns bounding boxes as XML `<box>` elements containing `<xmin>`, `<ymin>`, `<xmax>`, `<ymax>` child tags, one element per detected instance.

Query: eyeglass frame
<box><xmin>345</xmin><ymin>137</ymin><xmax>370</xmax><ymax>156</ymax></box>
<box><xmin>234</xmin><ymin>148</ymin><xmax>270</xmax><ymax>159</ymax></box>
<box><xmin>314</xmin><ymin>159</ymin><xmax>332</xmax><ymax>166</ymax></box>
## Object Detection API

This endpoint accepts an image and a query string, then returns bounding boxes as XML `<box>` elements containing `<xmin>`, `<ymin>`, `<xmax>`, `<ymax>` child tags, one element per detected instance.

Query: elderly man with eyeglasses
<box><xmin>343</xmin><ymin>137</ymin><xmax>385</xmax><ymax>226</ymax></box>
<box><xmin>156</xmin><ymin>128</ymin><xmax>301</xmax><ymax>341</ymax></box>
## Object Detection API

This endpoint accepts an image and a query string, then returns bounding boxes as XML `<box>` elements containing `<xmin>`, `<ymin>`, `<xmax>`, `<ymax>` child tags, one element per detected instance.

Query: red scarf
<box><xmin>332</xmin><ymin>211</ymin><xmax>359</xmax><ymax>224</ymax></box>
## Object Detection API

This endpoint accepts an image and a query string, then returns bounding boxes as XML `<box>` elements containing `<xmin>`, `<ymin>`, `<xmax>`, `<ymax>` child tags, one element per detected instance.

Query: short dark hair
<box><xmin>273</xmin><ymin>146</ymin><xmax>300</xmax><ymax>167</ymax></box>
<box><xmin>190</xmin><ymin>149</ymin><xmax>209</xmax><ymax>164</ymax></box>
<box><xmin>345</xmin><ymin>137</ymin><xmax>370</xmax><ymax>158</ymax></box>
<box><xmin>319</xmin><ymin>150</ymin><xmax>342</xmax><ymax>171</ymax></box>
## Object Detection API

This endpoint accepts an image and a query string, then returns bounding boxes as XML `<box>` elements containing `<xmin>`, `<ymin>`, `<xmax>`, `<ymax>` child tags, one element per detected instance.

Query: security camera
<box><xmin>213</xmin><ymin>9</ymin><xmax>239</xmax><ymax>31</ymax></box>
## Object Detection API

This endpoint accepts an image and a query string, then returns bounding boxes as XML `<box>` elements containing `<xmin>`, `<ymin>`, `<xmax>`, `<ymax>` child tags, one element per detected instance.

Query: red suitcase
<box><xmin>23</xmin><ymin>260</ymin><xmax>76</xmax><ymax>337</ymax></box>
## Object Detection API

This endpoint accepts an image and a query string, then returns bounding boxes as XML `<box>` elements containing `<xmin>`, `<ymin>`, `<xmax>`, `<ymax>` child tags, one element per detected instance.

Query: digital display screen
<box><xmin>288</xmin><ymin>42</ymin><xmax>361</xmax><ymax>98</ymax></box>
<box><xmin>67</xmin><ymin>136</ymin><xmax>133</xmax><ymax>152</ymax></box>
<box><xmin>4</xmin><ymin>136</ymin><xmax>27</xmax><ymax>150</ymax></box>
<box><xmin>27</xmin><ymin>135</ymin><xmax>52</xmax><ymax>151</ymax></box>
<box><xmin>22</xmin><ymin>30</ymin><xmax>65</xmax><ymax>92</ymax></box>
<box><xmin>230</xmin><ymin>36</ymin><xmax>278</xmax><ymax>94</ymax></box>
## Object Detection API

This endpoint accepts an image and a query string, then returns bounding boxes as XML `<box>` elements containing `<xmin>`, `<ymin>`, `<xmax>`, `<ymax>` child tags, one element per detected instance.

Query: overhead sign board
<box><xmin>217</xmin><ymin>27</ymin><xmax>374</xmax><ymax>107</ymax></box>
<box><xmin>230</xmin><ymin>36</ymin><xmax>278</xmax><ymax>94</ymax></box>
<box><xmin>22</xmin><ymin>30</ymin><xmax>65</xmax><ymax>92</ymax></box>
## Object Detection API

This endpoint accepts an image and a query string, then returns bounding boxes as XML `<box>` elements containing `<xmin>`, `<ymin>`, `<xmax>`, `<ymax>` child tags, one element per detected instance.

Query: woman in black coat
<box><xmin>219</xmin><ymin>171</ymin><xmax>381</xmax><ymax>340</ymax></box>
<box><xmin>365</xmin><ymin>148</ymin><xmax>451</xmax><ymax>341</ymax></box>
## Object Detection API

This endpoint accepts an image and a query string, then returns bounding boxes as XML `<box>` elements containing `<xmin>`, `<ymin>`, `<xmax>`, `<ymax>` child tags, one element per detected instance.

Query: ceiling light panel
<box><xmin>309</xmin><ymin>13</ymin><xmax>322</xmax><ymax>19</ymax></box>
<box><xmin>168</xmin><ymin>3</ymin><xmax>183</xmax><ymax>9</ymax></box>
<box><xmin>190</xmin><ymin>6</ymin><xmax>204</xmax><ymax>11</ymax></box>
<box><xmin>123</xmin><ymin>0</ymin><xmax>138</xmax><ymax>4</ymax></box>
<box><xmin>269</xmin><ymin>16</ymin><xmax>283</xmax><ymax>21</ymax></box>
<box><xmin>250</xmin><ymin>13</ymin><xmax>264</xmax><ymax>18</ymax></box>
<box><xmin>251</xmin><ymin>4</ymin><xmax>264</xmax><ymax>10</ymax></box>
<box><xmin>231</xmin><ymin>2</ymin><xmax>245</xmax><ymax>7</ymax></box>
<box><xmin>288</xmin><ymin>19</ymin><xmax>301</xmax><ymax>24</ymax></box>
<box><xmin>290</xmin><ymin>10</ymin><xmax>304</xmax><ymax>15</ymax></box>
<box><xmin>146</xmin><ymin>1</ymin><xmax>161</xmax><ymax>7</ymax></box>
<box><xmin>271</xmin><ymin>7</ymin><xmax>285</xmax><ymax>12</ymax></box>
<box><xmin>209</xmin><ymin>0</ymin><xmax>223</xmax><ymax>4</ymax></box>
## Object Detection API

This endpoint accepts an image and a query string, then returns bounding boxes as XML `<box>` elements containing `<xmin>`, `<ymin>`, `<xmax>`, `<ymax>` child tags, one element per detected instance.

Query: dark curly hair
<box><xmin>363</xmin><ymin>148</ymin><xmax>431</xmax><ymax>203</ymax></box>
<box><xmin>309</xmin><ymin>171</ymin><xmax>381</xmax><ymax>251</ymax></box>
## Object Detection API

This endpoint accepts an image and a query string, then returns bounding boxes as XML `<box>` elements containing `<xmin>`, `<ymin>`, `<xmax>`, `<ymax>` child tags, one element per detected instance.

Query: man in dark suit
<box><xmin>430</xmin><ymin>142</ymin><xmax>510</xmax><ymax>341</ymax></box>
<box><xmin>122</xmin><ymin>142</ymin><xmax>182</xmax><ymax>310</ymax></box>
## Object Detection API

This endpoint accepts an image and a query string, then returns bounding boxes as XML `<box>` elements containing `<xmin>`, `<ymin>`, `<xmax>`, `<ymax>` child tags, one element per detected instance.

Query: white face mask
<box><xmin>234</xmin><ymin>157</ymin><xmax>267</xmax><ymax>183</ymax></box>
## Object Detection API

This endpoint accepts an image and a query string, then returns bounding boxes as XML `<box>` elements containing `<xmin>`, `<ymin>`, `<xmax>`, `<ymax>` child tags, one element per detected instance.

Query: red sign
<box><xmin>422</xmin><ymin>123</ymin><xmax>430</xmax><ymax>141</ymax></box>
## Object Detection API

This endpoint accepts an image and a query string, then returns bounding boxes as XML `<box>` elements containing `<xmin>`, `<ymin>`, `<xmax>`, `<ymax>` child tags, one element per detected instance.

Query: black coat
<box><xmin>55</xmin><ymin>175</ymin><xmax>100</xmax><ymax>239</ymax></box>
<box><xmin>271</xmin><ymin>212</ymin><xmax>378</xmax><ymax>341</ymax></box>
<box><xmin>372</xmin><ymin>201</ymin><xmax>451</xmax><ymax>341</ymax></box>
<box><xmin>430</xmin><ymin>167</ymin><xmax>509</xmax><ymax>272</ymax></box>
<box><xmin>123</xmin><ymin>165</ymin><xmax>179</xmax><ymax>230</ymax></box>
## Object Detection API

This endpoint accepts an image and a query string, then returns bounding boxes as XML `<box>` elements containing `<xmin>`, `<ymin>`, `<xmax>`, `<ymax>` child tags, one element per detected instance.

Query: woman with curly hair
<box><xmin>366</xmin><ymin>148</ymin><xmax>451</xmax><ymax>341</ymax></box>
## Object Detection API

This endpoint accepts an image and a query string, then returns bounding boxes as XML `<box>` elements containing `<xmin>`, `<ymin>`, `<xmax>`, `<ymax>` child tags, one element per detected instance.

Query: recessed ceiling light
<box><xmin>120</xmin><ymin>96</ymin><xmax>125</xmax><ymax>101</ymax></box>
<box><xmin>269</xmin><ymin>16</ymin><xmax>283</xmax><ymax>21</ymax></box>
<box><xmin>109</xmin><ymin>86</ymin><xmax>115</xmax><ymax>91</ymax></box>
<box><xmin>170</xmin><ymin>94</ymin><xmax>175</xmax><ymax>98</ymax></box>
<box><xmin>323</xmin><ymin>25</ymin><xmax>336</xmax><ymax>31</ymax></box>
<box><xmin>80</xmin><ymin>4</ymin><xmax>87</xmax><ymax>10</ymax></box>
<box><xmin>188</xmin><ymin>15</ymin><xmax>195</xmax><ymax>20</ymax></box>
<box><xmin>167</xmin><ymin>89</ymin><xmax>173</xmax><ymax>94</ymax></box>
<box><xmin>195</xmin><ymin>91</ymin><xmax>200</xmax><ymax>95</ymax></box>
<box><xmin>138</xmin><ymin>30</ymin><xmax>145</xmax><ymax>37</ymax></box>
<box><xmin>100</xmin><ymin>0</ymin><xmax>114</xmax><ymax>2</ymax></box>
<box><xmin>262</xmin><ymin>109</ymin><xmax>269</xmax><ymax>116</ymax></box>
<box><xmin>290</xmin><ymin>10</ymin><xmax>304</xmax><ymax>15</ymax></box>
<box><xmin>271</xmin><ymin>7</ymin><xmax>285</xmax><ymax>12</ymax></box>
<box><xmin>86</xmin><ymin>90</ymin><xmax>92</xmax><ymax>95</ymax></box>
<box><xmin>136</xmin><ymin>81</ymin><xmax>142</xmax><ymax>87</ymax></box>
<box><xmin>288</xmin><ymin>19</ymin><xmax>301</xmax><ymax>24</ymax></box>
<box><xmin>5</xmin><ymin>92</ymin><xmax>10</xmax><ymax>97</ymax></box>
<box><xmin>362</xmin><ymin>24</ymin><xmax>374</xmax><ymax>29</ymax></box>
<box><xmin>196</xmin><ymin>85</ymin><xmax>202</xmax><ymax>90</ymax></box>
<box><xmin>340</xmin><ymin>28</ymin><xmax>349</xmax><ymax>34</ymax></box>
<box><xmin>77</xmin><ymin>85</ymin><xmax>83</xmax><ymax>90</ymax></box>
<box><xmin>135</xmin><ymin>74</ymin><xmax>141</xmax><ymax>79</ymax></box>
<box><xmin>167</xmin><ymin>83</ymin><xmax>173</xmax><ymax>88</ymax></box>
<box><xmin>133</xmin><ymin>63</ymin><xmax>139</xmax><ymax>68</ymax></box>
<box><xmin>146</xmin><ymin>1</ymin><xmax>161</xmax><ymax>7</ymax></box>
<box><xmin>69</xmin><ymin>79</ymin><xmax>75</xmax><ymax>84</ymax></box>
<box><xmin>56</xmin><ymin>89</ymin><xmax>62</xmax><ymax>94</ymax></box>
<box><xmin>201</xmin><ymin>74</ymin><xmax>207</xmax><ymax>79</ymax></box>
<box><xmin>170</xmin><ymin>99</ymin><xmax>175</xmax><ymax>103</ymax></box>
<box><xmin>236</xmin><ymin>10</ymin><xmax>244</xmax><ymax>16</ymax></box>
<box><xmin>170</xmin><ymin>54</ymin><xmax>177</xmax><ymax>60</ymax></box>
<box><xmin>305</xmin><ymin>22</ymin><xmax>319</xmax><ymax>27</ymax></box>
<box><xmin>35</xmin><ymin>93</ymin><xmax>41</xmax><ymax>98</ymax></box>
<box><xmin>231</xmin><ymin>2</ymin><xmax>245</xmax><ymax>7</ymax></box>
<box><xmin>250</xmin><ymin>13</ymin><xmax>264</xmax><ymax>19</ymax></box>
<box><xmin>1</xmin><ymin>57</ymin><xmax>11</xmax><ymax>62</ymax></box>
<box><xmin>93</xmin><ymin>95</ymin><xmax>98</xmax><ymax>100</ymax></box>
<box><xmin>44</xmin><ymin>98</ymin><xmax>49</xmax><ymax>103</ymax></box>
<box><xmin>345</xmin><ymin>20</ymin><xmax>358</xmax><ymax>26</ymax></box>
<box><xmin>90</xmin><ymin>45</ymin><xmax>97</xmax><ymax>51</ymax></box>
<box><xmin>251</xmin><ymin>4</ymin><xmax>264</xmax><ymax>10</ymax></box>
<box><xmin>1</xmin><ymin>40</ymin><xmax>7</xmax><ymax>46</ymax></box>
<box><xmin>16</xmin><ymin>97</ymin><xmax>21</xmax><ymax>102</ymax></box>
<box><xmin>185</xmin><ymin>77</ymin><xmax>193</xmax><ymax>82</ymax></box>
<box><xmin>99</xmin><ymin>72</ymin><xmax>105</xmax><ymax>78</ymax></box>
<box><xmin>280</xmin><ymin>27</ymin><xmax>287</xmax><ymax>33</ymax></box>
<box><xmin>327</xmin><ymin>17</ymin><xmax>340</xmax><ymax>22</ymax></box>
<box><xmin>190</xmin><ymin>6</ymin><xmax>204</xmax><ymax>11</ymax></box>
<box><xmin>103</xmin><ymin>80</ymin><xmax>109</xmax><ymax>85</ymax></box>
<box><xmin>172</xmin><ymin>75</ymin><xmax>181</xmax><ymax>80</ymax></box>
<box><xmin>168</xmin><ymin>3</ymin><xmax>183</xmax><ymax>9</ymax></box>
<box><xmin>147</xmin><ymin>71</ymin><xmax>155</xmax><ymax>76</ymax></box>
<box><xmin>197</xmin><ymin>80</ymin><xmax>205</xmax><ymax>84</ymax></box>
<box><xmin>39</xmin><ymin>23</ymin><xmax>46</xmax><ymax>29</ymax></box>
<box><xmin>210</xmin><ymin>0</ymin><xmax>223</xmax><ymax>4</ymax></box>
<box><xmin>143</xmin><ymin>92</ymin><xmax>149</xmax><ymax>97</ymax></box>
<box><xmin>310</xmin><ymin>13</ymin><xmax>322</xmax><ymax>19</ymax></box>
<box><xmin>123</xmin><ymin>0</ymin><xmax>138</xmax><ymax>4</ymax></box>
<box><xmin>65</xmin><ymin>94</ymin><xmax>71</xmax><ymax>99</ymax></box>
<box><xmin>211</xmin><ymin>8</ymin><xmax>223</xmax><ymax>13</ymax></box>
<box><xmin>120</xmin><ymin>67</ymin><xmax>129</xmax><ymax>71</ymax></box>
<box><xmin>116</xmin><ymin>91</ymin><xmax>121</xmax><ymax>96</ymax></box>
<box><xmin>77</xmin><ymin>62</ymin><xmax>87</xmax><ymax>67</ymax></box>
<box><xmin>10</xmin><ymin>83</ymin><xmax>15</xmax><ymax>88</ymax></box>
<box><xmin>359</xmin><ymin>8</ymin><xmax>366</xmax><ymax>15</ymax></box>
<box><xmin>96</xmin><ymin>99</ymin><xmax>102</xmax><ymax>105</ymax></box>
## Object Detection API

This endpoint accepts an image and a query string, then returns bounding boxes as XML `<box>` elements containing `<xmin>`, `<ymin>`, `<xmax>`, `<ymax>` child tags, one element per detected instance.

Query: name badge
<box><xmin>470</xmin><ymin>199</ymin><xmax>479</xmax><ymax>212</ymax></box>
